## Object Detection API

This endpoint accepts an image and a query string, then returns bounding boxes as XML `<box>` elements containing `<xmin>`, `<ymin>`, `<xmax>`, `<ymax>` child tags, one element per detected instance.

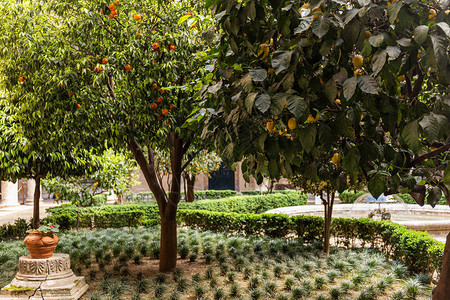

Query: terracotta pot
<box><xmin>24</xmin><ymin>232</ymin><xmax>59</xmax><ymax>259</ymax></box>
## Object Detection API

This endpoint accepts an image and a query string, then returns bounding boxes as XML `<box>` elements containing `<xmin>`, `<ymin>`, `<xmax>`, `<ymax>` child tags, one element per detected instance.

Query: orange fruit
<box><xmin>186</xmin><ymin>12</ymin><xmax>193</xmax><ymax>16</ymax></box>
<box><xmin>124</xmin><ymin>64</ymin><xmax>131</xmax><ymax>71</ymax></box>
<box><xmin>111</xmin><ymin>10</ymin><xmax>117</xmax><ymax>16</ymax></box>
<box><xmin>169</xmin><ymin>43</ymin><xmax>176</xmax><ymax>51</ymax></box>
<box><xmin>102</xmin><ymin>58</ymin><xmax>108</xmax><ymax>64</ymax></box>
<box><xmin>113</xmin><ymin>0</ymin><xmax>120</xmax><ymax>5</ymax></box>
<box><xmin>137</xmin><ymin>32</ymin><xmax>142</xmax><ymax>37</ymax></box>
<box><xmin>153</xmin><ymin>59</ymin><xmax>157</xmax><ymax>63</ymax></box>
<box><xmin>152</xmin><ymin>43</ymin><xmax>159</xmax><ymax>51</ymax></box>
<box><xmin>134</xmin><ymin>14</ymin><xmax>142</xmax><ymax>20</ymax></box>
<box><xmin>18</xmin><ymin>77</ymin><xmax>25</xmax><ymax>82</ymax></box>
<box><xmin>332</xmin><ymin>153</ymin><xmax>340</xmax><ymax>165</ymax></box>
<box><xmin>77</xmin><ymin>104</ymin><xmax>81</xmax><ymax>109</ymax></box>
<box><xmin>151</xmin><ymin>103</ymin><xmax>157</xmax><ymax>110</ymax></box>
<box><xmin>307</xmin><ymin>114</ymin><xmax>316</xmax><ymax>123</ymax></box>
<box><xmin>160</xmin><ymin>90</ymin><xmax>165</xmax><ymax>94</ymax></box>
<box><xmin>109</xmin><ymin>4</ymin><xmax>116</xmax><ymax>10</ymax></box>
<box><xmin>162</xmin><ymin>109</ymin><xmax>169</xmax><ymax>115</ymax></box>
<box><xmin>157</xmin><ymin>97</ymin><xmax>163</xmax><ymax>103</ymax></box>
<box><xmin>152</xmin><ymin>83</ymin><xmax>158</xmax><ymax>89</ymax></box>
<box><xmin>288</xmin><ymin>118</ymin><xmax>297</xmax><ymax>130</ymax></box>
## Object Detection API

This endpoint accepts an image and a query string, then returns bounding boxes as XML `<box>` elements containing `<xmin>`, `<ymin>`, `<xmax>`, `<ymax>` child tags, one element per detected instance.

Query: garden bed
<box><xmin>0</xmin><ymin>228</ymin><xmax>433</xmax><ymax>299</ymax></box>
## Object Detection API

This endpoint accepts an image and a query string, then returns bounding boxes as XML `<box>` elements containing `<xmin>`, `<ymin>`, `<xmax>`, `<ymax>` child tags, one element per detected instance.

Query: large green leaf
<box><xmin>342</xmin><ymin>148</ymin><xmax>360</xmax><ymax>171</ymax></box>
<box><xmin>255</xmin><ymin>94</ymin><xmax>271</xmax><ymax>113</ymax></box>
<box><xmin>325</xmin><ymin>79</ymin><xmax>337</xmax><ymax>101</ymax></box>
<box><xmin>270</xmin><ymin>93</ymin><xmax>289</xmax><ymax>115</ymax></box>
<box><xmin>357</xmin><ymin>75</ymin><xmax>378</xmax><ymax>94</ymax></box>
<box><xmin>343</xmin><ymin>76</ymin><xmax>357</xmax><ymax>100</ymax></box>
<box><xmin>426</xmin><ymin>187</ymin><xmax>442</xmax><ymax>208</ymax></box>
<box><xmin>299</xmin><ymin>125</ymin><xmax>317</xmax><ymax>153</ymax></box>
<box><xmin>312</xmin><ymin>17</ymin><xmax>330</xmax><ymax>38</ymax></box>
<box><xmin>387</xmin><ymin>1</ymin><xmax>403</xmax><ymax>24</ymax></box>
<box><xmin>294</xmin><ymin>20</ymin><xmax>312</xmax><ymax>34</ymax></box>
<box><xmin>386</xmin><ymin>46</ymin><xmax>401</xmax><ymax>60</ymax></box>
<box><xmin>436</xmin><ymin>22</ymin><xmax>450</xmax><ymax>39</ymax></box>
<box><xmin>368</xmin><ymin>35</ymin><xmax>384</xmax><ymax>47</ymax></box>
<box><xmin>268</xmin><ymin>159</ymin><xmax>280</xmax><ymax>179</ymax></box>
<box><xmin>287</xmin><ymin>95</ymin><xmax>307</xmax><ymax>118</ymax></box>
<box><xmin>272</xmin><ymin>51</ymin><xmax>293</xmax><ymax>74</ymax></box>
<box><xmin>431</xmin><ymin>35</ymin><xmax>448</xmax><ymax>83</ymax></box>
<box><xmin>249</xmin><ymin>69</ymin><xmax>267</xmax><ymax>82</ymax></box>
<box><xmin>368</xmin><ymin>173</ymin><xmax>387</xmax><ymax>198</ymax></box>
<box><xmin>413</xmin><ymin>25</ymin><xmax>429</xmax><ymax>45</ymax></box>
<box><xmin>401</xmin><ymin>121</ymin><xmax>420</xmax><ymax>153</ymax></box>
<box><xmin>372</xmin><ymin>50</ymin><xmax>386</xmax><ymax>75</ymax></box>
<box><xmin>419</xmin><ymin>114</ymin><xmax>439</xmax><ymax>142</ymax></box>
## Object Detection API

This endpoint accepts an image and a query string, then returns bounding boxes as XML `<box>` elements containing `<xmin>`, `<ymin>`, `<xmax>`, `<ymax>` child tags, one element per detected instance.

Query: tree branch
<box><xmin>408</xmin><ymin>143</ymin><xmax>450</xmax><ymax>167</ymax></box>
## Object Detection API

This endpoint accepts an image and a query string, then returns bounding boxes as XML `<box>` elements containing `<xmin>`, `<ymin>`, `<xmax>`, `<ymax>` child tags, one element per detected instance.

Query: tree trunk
<box><xmin>185</xmin><ymin>174</ymin><xmax>195</xmax><ymax>202</ymax></box>
<box><xmin>32</xmin><ymin>176</ymin><xmax>41</xmax><ymax>229</ymax></box>
<box><xmin>128</xmin><ymin>134</ymin><xmax>185</xmax><ymax>272</ymax></box>
<box><xmin>433</xmin><ymin>232</ymin><xmax>450</xmax><ymax>300</ymax></box>
<box><xmin>159</xmin><ymin>216</ymin><xmax>178</xmax><ymax>272</ymax></box>
<box><xmin>322</xmin><ymin>190</ymin><xmax>335</xmax><ymax>256</ymax></box>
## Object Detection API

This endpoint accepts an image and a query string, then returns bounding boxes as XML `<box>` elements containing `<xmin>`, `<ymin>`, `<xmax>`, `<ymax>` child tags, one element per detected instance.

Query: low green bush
<box><xmin>398</xmin><ymin>193</ymin><xmax>447</xmax><ymax>205</ymax></box>
<box><xmin>339</xmin><ymin>190</ymin><xmax>367</xmax><ymax>203</ymax></box>
<box><xmin>42</xmin><ymin>210</ymin><xmax>145</xmax><ymax>230</ymax></box>
<box><xmin>0</xmin><ymin>219</ymin><xmax>30</xmax><ymax>242</ymax></box>
<box><xmin>177</xmin><ymin>210</ymin><xmax>444</xmax><ymax>275</ymax></box>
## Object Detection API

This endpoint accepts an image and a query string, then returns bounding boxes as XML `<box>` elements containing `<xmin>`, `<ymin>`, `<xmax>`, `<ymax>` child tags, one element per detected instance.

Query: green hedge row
<box><xmin>47</xmin><ymin>193</ymin><xmax>307</xmax><ymax>220</ymax></box>
<box><xmin>177</xmin><ymin>209</ymin><xmax>444</xmax><ymax>274</ymax></box>
<box><xmin>43</xmin><ymin>210</ymin><xmax>146</xmax><ymax>230</ymax></box>
<box><xmin>0</xmin><ymin>219</ymin><xmax>29</xmax><ymax>242</ymax></box>
<box><xmin>133</xmin><ymin>189</ymin><xmax>303</xmax><ymax>201</ymax></box>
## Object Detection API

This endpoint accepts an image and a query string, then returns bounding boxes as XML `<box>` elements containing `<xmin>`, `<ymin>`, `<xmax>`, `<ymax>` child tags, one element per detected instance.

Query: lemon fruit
<box><xmin>266</xmin><ymin>120</ymin><xmax>275</xmax><ymax>133</ymax></box>
<box><xmin>288</xmin><ymin>118</ymin><xmax>297</xmax><ymax>130</ymax></box>
<box><xmin>332</xmin><ymin>153</ymin><xmax>340</xmax><ymax>165</ymax></box>
<box><xmin>352</xmin><ymin>54</ymin><xmax>364</xmax><ymax>68</ymax></box>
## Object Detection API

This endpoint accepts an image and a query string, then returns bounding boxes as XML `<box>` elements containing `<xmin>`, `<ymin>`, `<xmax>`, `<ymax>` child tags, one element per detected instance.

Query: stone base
<box><xmin>0</xmin><ymin>254</ymin><xmax>88</xmax><ymax>300</ymax></box>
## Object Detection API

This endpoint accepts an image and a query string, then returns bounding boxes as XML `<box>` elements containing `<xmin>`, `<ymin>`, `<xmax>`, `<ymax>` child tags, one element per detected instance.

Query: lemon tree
<box><xmin>197</xmin><ymin>0</ymin><xmax>449</xmax><ymax>281</ymax></box>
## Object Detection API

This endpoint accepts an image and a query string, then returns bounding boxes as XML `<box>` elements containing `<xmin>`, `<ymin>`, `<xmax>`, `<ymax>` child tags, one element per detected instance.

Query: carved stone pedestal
<box><xmin>0</xmin><ymin>253</ymin><xmax>88</xmax><ymax>300</ymax></box>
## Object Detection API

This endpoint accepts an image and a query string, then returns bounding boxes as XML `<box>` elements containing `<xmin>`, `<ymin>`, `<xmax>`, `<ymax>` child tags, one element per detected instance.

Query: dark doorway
<box><xmin>208</xmin><ymin>165</ymin><xmax>235</xmax><ymax>190</ymax></box>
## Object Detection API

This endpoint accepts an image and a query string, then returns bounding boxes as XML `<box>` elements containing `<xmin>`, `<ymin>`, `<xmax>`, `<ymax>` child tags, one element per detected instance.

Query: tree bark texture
<box><xmin>185</xmin><ymin>174</ymin><xmax>196</xmax><ymax>202</ymax></box>
<box><xmin>433</xmin><ymin>232</ymin><xmax>450</xmax><ymax>300</ymax></box>
<box><xmin>32</xmin><ymin>176</ymin><xmax>41</xmax><ymax>229</ymax></box>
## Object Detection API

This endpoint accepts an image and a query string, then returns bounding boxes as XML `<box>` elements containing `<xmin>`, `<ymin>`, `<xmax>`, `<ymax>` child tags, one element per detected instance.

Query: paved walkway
<box><xmin>0</xmin><ymin>200</ymin><xmax>59</xmax><ymax>225</ymax></box>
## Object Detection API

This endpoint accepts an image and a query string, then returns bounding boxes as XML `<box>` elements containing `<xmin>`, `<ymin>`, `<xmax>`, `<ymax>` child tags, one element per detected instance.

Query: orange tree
<box><xmin>197</xmin><ymin>0</ymin><xmax>449</xmax><ymax>284</ymax></box>
<box><xmin>154</xmin><ymin>149</ymin><xmax>222</xmax><ymax>202</ymax></box>
<box><xmin>0</xmin><ymin>0</ymin><xmax>213</xmax><ymax>271</ymax></box>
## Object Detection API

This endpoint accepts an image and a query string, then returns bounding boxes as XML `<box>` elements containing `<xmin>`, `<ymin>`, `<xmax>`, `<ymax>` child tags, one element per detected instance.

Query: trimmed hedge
<box><xmin>339</xmin><ymin>190</ymin><xmax>367</xmax><ymax>203</ymax></box>
<box><xmin>47</xmin><ymin>193</ymin><xmax>307</xmax><ymax>222</ymax></box>
<box><xmin>43</xmin><ymin>210</ymin><xmax>146</xmax><ymax>230</ymax></box>
<box><xmin>177</xmin><ymin>209</ymin><xmax>444</xmax><ymax>274</ymax></box>
<box><xmin>0</xmin><ymin>219</ymin><xmax>29</xmax><ymax>242</ymax></box>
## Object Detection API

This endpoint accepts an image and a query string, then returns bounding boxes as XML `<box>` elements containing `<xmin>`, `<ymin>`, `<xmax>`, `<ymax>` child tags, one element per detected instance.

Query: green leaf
<box><xmin>286</xmin><ymin>95</ymin><xmax>307</xmax><ymax>118</ymax></box>
<box><xmin>368</xmin><ymin>173</ymin><xmax>387</xmax><ymax>198</ymax></box>
<box><xmin>368</xmin><ymin>35</ymin><xmax>384</xmax><ymax>47</ymax></box>
<box><xmin>372</xmin><ymin>50</ymin><xmax>386</xmax><ymax>75</ymax></box>
<box><xmin>270</xmin><ymin>93</ymin><xmax>289</xmax><ymax>115</ymax></box>
<box><xmin>325</xmin><ymin>79</ymin><xmax>337</xmax><ymax>101</ymax></box>
<box><xmin>294</xmin><ymin>20</ymin><xmax>312</xmax><ymax>34</ymax></box>
<box><xmin>387</xmin><ymin>1</ymin><xmax>403</xmax><ymax>24</ymax></box>
<box><xmin>357</xmin><ymin>75</ymin><xmax>378</xmax><ymax>94</ymax></box>
<box><xmin>343</xmin><ymin>77</ymin><xmax>357</xmax><ymax>100</ymax></box>
<box><xmin>272</xmin><ymin>51</ymin><xmax>293</xmax><ymax>75</ymax></box>
<box><xmin>361</xmin><ymin>39</ymin><xmax>372</xmax><ymax>57</ymax></box>
<box><xmin>245</xmin><ymin>92</ymin><xmax>257</xmax><ymax>114</ymax></box>
<box><xmin>396</xmin><ymin>38</ymin><xmax>412</xmax><ymax>47</ymax></box>
<box><xmin>246</xmin><ymin>0</ymin><xmax>256</xmax><ymax>20</ymax></box>
<box><xmin>386</xmin><ymin>46</ymin><xmax>401</xmax><ymax>60</ymax></box>
<box><xmin>249</xmin><ymin>69</ymin><xmax>268</xmax><ymax>82</ymax></box>
<box><xmin>268</xmin><ymin>159</ymin><xmax>280</xmax><ymax>179</ymax></box>
<box><xmin>309</xmin><ymin>0</ymin><xmax>324</xmax><ymax>10</ymax></box>
<box><xmin>414</xmin><ymin>25</ymin><xmax>429</xmax><ymax>45</ymax></box>
<box><xmin>312</xmin><ymin>17</ymin><xmax>330</xmax><ymax>38</ymax></box>
<box><xmin>401</xmin><ymin>121</ymin><xmax>420</xmax><ymax>153</ymax></box>
<box><xmin>255</xmin><ymin>94</ymin><xmax>271</xmax><ymax>113</ymax></box>
<box><xmin>299</xmin><ymin>125</ymin><xmax>317</xmax><ymax>153</ymax></box>
<box><xmin>431</xmin><ymin>35</ymin><xmax>448</xmax><ymax>83</ymax></box>
<box><xmin>436</xmin><ymin>22</ymin><xmax>450</xmax><ymax>39</ymax></box>
<box><xmin>419</xmin><ymin>114</ymin><xmax>439</xmax><ymax>142</ymax></box>
<box><xmin>305</xmin><ymin>163</ymin><xmax>317</xmax><ymax>180</ymax></box>
<box><xmin>336</xmin><ymin>173</ymin><xmax>347</xmax><ymax>193</ymax></box>
<box><xmin>426</xmin><ymin>187</ymin><xmax>442</xmax><ymax>207</ymax></box>
<box><xmin>342</xmin><ymin>148</ymin><xmax>360</xmax><ymax>171</ymax></box>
